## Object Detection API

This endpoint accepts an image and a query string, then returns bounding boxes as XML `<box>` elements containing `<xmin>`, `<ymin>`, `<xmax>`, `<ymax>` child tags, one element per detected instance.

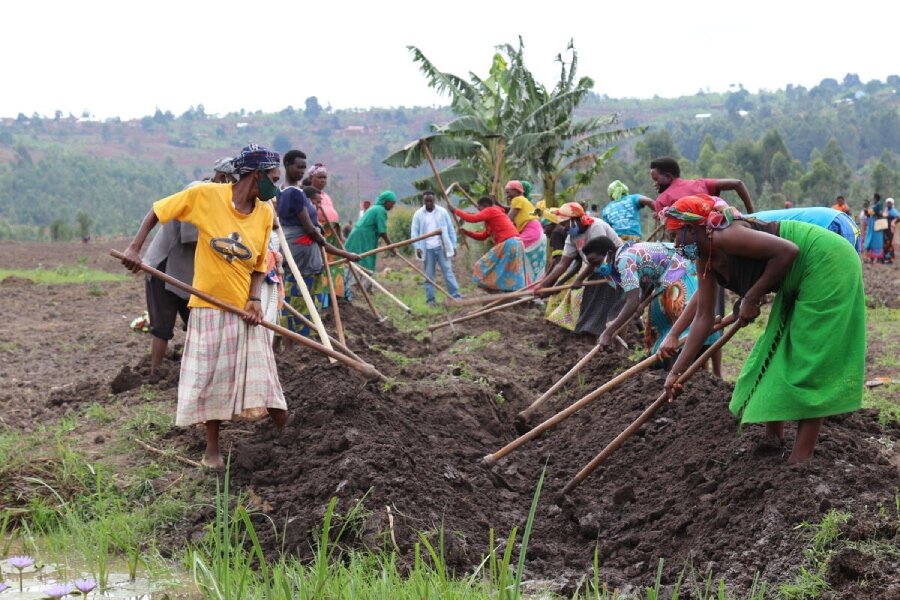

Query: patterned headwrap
<box><xmin>308</xmin><ymin>163</ymin><xmax>327</xmax><ymax>177</ymax></box>
<box><xmin>664</xmin><ymin>195</ymin><xmax>742</xmax><ymax>231</ymax></box>
<box><xmin>521</xmin><ymin>180</ymin><xmax>533</xmax><ymax>200</ymax></box>
<box><xmin>375</xmin><ymin>190</ymin><xmax>397</xmax><ymax>206</ymax></box>
<box><xmin>557</xmin><ymin>202</ymin><xmax>595</xmax><ymax>227</ymax></box>
<box><xmin>607</xmin><ymin>180</ymin><xmax>629</xmax><ymax>201</ymax></box>
<box><xmin>505</xmin><ymin>180</ymin><xmax>525</xmax><ymax>195</ymax></box>
<box><xmin>231</xmin><ymin>144</ymin><xmax>280</xmax><ymax>174</ymax></box>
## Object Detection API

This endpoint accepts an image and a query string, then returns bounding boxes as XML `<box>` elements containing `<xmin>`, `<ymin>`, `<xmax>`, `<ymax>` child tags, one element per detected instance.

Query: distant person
<box><xmin>454</xmin><ymin>196</ymin><xmax>527</xmax><ymax>291</ymax></box>
<box><xmin>587</xmin><ymin>204</ymin><xmax>600</xmax><ymax>217</ymax></box>
<box><xmin>358</xmin><ymin>200</ymin><xmax>371</xmax><ymax>220</ymax></box>
<box><xmin>119</xmin><ymin>144</ymin><xmax>290</xmax><ymax>470</ymax></box>
<box><xmin>344</xmin><ymin>191</ymin><xmax>397</xmax><ymax>298</ymax></box>
<box><xmin>858</xmin><ymin>199</ymin><xmax>870</xmax><ymax>253</ymax></box>
<box><xmin>535</xmin><ymin>202</ymin><xmax>624</xmax><ymax>337</ymax></box>
<box><xmin>410</xmin><ymin>191</ymin><xmax>461</xmax><ymax>305</ymax></box>
<box><xmin>784</xmin><ymin>200</ymin><xmax>794</xmax><ymax>209</ymax></box>
<box><xmin>278</xmin><ymin>152</ymin><xmax>359</xmax><ymax>337</ymax></box>
<box><xmin>305</xmin><ymin>163</ymin><xmax>346</xmax><ymax>302</ymax></box>
<box><xmin>884</xmin><ymin>197</ymin><xmax>898</xmax><ymax>264</ymax></box>
<box><xmin>602</xmin><ymin>180</ymin><xmax>656</xmax><ymax>242</ymax></box>
<box><xmin>503</xmin><ymin>180</ymin><xmax>547</xmax><ymax>284</ymax></box>
<box><xmin>140</xmin><ymin>157</ymin><xmax>235</xmax><ymax>372</ymax></box>
<box><xmin>650</xmin><ymin>156</ymin><xmax>754</xmax><ymax>216</ymax></box>
<box><xmin>865</xmin><ymin>193</ymin><xmax>886</xmax><ymax>263</ymax></box>
<box><xmin>831</xmin><ymin>195</ymin><xmax>852</xmax><ymax>216</ymax></box>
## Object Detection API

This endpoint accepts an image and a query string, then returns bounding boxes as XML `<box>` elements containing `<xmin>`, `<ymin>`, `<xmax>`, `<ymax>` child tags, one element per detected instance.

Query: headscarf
<box><xmin>213</xmin><ymin>157</ymin><xmax>237</xmax><ymax>175</ymax></box>
<box><xmin>375</xmin><ymin>190</ymin><xmax>397</xmax><ymax>206</ymax></box>
<box><xmin>232</xmin><ymin>144</ymin><xmax>280</xmax><ymax>175</ymax></box>
<box><xmin>505</xmin><ymin>180</ymin><xmax>525</xmax><ymax>195</ymax></box>
<box><xmin>308</xmin><ymin>163</ymin><xmax>328</xmax><ymax>178</ymax></box>
<box><xmin>607</xmin><ymin>180</ymin><xmax>629</xmax><ymax>201</ymax></box>
<box><xmin>664</xmin><ymin>195</ymin><xmax>742</xmax><ymax>231</ymax></box>
<box><xmin>521</xmin><ymin>180</ymin><xmax>533</xmax><ymax>200</ymax></box>
<box><xmin>557</xmin><ymin>202</ymin><xmax>595</xmax><ymax>227</ymax></box>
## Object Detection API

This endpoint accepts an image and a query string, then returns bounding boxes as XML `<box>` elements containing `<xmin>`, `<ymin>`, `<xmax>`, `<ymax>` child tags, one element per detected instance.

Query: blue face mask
<box><xmin>596</xmin><ymin>262</ymin><xmax>613</xmax><ymax>277</ymax></box>
<box><xmin>567</xmin><ymin>223</ymin><xmax>581</xmax><ymax>238</ymax></box>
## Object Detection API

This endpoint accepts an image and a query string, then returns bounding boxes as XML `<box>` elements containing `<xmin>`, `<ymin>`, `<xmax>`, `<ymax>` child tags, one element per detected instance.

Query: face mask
<box><xmin>596</xmin><ymin>262</ymin><xmax>613</xmax><ymax>277</ymax></box>
<box><xmin>678</xmin><ymin>242</ymin><xmax>699</xmax><ymax>261</ymax></box>
<box><xmin>257</xmin><ymin>175</ymin><xmax>279</xmax><ymax>201</ymax></box>
<box><xmin>567</xmin><ymin>222</ymin><xmax>581</xmax><ymax>238</ymax></box>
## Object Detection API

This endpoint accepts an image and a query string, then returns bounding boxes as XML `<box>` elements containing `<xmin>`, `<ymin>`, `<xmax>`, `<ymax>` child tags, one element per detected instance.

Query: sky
<box><xmin>2</xmin><ymin>0</ymin><xmax>894</xmax><ymax>120</ymax></box>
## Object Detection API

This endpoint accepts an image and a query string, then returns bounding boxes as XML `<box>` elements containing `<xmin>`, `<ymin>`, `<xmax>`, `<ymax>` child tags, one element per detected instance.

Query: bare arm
<box><xmin>121</xmin><ymin>208</ymin><xmax>160</xmax><ymax>272</ymax></box>
<box><xmin>637</xmin><ymin>195</ymin><xmax>657</xmax><ymax>210</ymax></box>
<box><xmin>244</xmin><ymin>271</ymin><xmax>266</xmax><ymax>325</ymax></box>
<box><xmin>598</xmin><ymin>288</ymin><xmax>642</xmax><ymax>347</ymax></box>
<box><xmin>664</xmin><ymin>262</ymin><xmax>718</xmax><ymax>400</ymax></box>
<box><xmin>507</xmin><ymin>207</ymin><xmax>520</xmax><ymax>225</ymax></box>
<box><xmin>536</xmin><ymin>254</ymin><xmax>575</xmax><ymax>291</ymax></box>
<box><xmin>715</xmin><ymin>179</ymin><xmax>754</xmax><ymax>213</ymax></box>
<box><xmin>298</xmin><ymin>209</ymin><xmax>357</xmax><ymax>260</ymax></box>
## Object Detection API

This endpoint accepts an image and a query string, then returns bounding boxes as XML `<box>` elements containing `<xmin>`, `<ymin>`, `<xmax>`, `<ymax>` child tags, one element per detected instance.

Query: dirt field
<box><xmin>1</xmin><ymin>241</ymin><xmax>898</xmax><ymax>597</ymax></box>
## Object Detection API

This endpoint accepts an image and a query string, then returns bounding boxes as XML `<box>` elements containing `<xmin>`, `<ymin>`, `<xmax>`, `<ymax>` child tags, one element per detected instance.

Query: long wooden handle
<box><xmin>518</xmin><ymin>291</ymin><xmax>659</xmax><ymax>420</ymax></box>
<box><xmin>351</xmin><ymin>266</ymin><xmax>411</xmax><ymax>312</ymax></box>
<box><xmin>320</xmin><ymin>246</ymin><xmax>345</xmax><ymax>345</ymax></box>
<box><xmin>397</xmin><ymin>253</ymin><xmax>452</xmax><ymax>298</ymax></box>
<box><xmin>111</xmin><ymin>249</ymin><xmax>386</xmax><ymax>382</ymax></box>
<box><xmin>483</xmin><ymin>353</ymin><xmax>660</xmax><ymax>467</ymax></box>
<box><xmin>420</xmin><ymin>140</ymin><xmax>468</xmax><ymax>249</ymax></box>
<box><xmin>449</xmin><ymin>279</ymin><xmax>608</xmax><ymax>308</ymax></box>
<box><xmin>559</xmin><ymin>322</ymin><xmax>742</xmax><ymax>496</ymax></box>
<box><xmin>283</xmin><ymin>289</ymin><xmax>361</xmax><ymax>362</ymax></box>
<box><xmin>429</xmin><ymin>296</ymin><xmax>531</xmax><ymax>331</ymax></box>
<box><xmin>276</xmin><ymin>225</ymin><xmax>336</xmax><ymax>363</ymax></box>
<box><xmin>328</xmin><ymin>230</ymin><xmax>442</xmax><ymax>267</ymax></box>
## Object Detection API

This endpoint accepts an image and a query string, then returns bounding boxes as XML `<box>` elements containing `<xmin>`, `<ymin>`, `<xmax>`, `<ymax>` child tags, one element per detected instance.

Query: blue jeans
<box><xmin>423</xmin><ymin>247</ymin><xmax>461</xmax><ymax>303</ymax></box>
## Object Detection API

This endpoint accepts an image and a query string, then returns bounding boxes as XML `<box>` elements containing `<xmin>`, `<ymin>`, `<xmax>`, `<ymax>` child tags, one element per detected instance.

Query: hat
<box><xmin>557</xmin><ymin>202</ymin><xmax>586</xmax><ymax>219</ymax></box>
<box><xmin>213</xmin><ymin>157</ymin><xmax>237</xmax><ymax>174</ymax></box>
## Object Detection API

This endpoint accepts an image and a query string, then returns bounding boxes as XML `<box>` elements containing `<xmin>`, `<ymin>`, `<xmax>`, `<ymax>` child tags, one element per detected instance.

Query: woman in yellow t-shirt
<box><xmin>503</xmin><ymin>180</ymin><xmax>546</xmax><ymax>283</ymax></box>
<box><xmin>120</xmin><ymin>144</ymin><xmax>290</xmax><ymax>470</ymax></box>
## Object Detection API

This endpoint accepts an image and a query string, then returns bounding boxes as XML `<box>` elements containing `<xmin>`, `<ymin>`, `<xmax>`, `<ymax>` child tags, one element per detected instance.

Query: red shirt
<box><xmin>454</xmin><ymin>206</ymin><xmax>520</xmax><ymax>245</ymax></box>
<box><xmin>655</xmin><ymin>178</ymin><xmax>718</xmax><ymax>214</ymax></box>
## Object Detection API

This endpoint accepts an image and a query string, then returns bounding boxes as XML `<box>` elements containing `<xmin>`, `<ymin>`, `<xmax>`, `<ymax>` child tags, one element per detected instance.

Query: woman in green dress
<box><xmin>343</xmin><ymin>191</ymin><xmax>396</xmax><ymax>298</ymax></box>
<box><xmin>660</xmin><ymin>194</ymin><xmax>865</xmax><ymax>464</ymax></box>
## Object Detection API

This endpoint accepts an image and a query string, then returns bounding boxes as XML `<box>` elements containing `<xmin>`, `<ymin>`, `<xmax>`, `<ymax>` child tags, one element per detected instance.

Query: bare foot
<box><xmin>201</xmin><ymin>454</ymin><xmax>225</xmax><ymax>470</ymax></box>
<box><xmin>269</xmin><ymin>410</ymin><xmax>294</xmax><ymax>429</ymax></box>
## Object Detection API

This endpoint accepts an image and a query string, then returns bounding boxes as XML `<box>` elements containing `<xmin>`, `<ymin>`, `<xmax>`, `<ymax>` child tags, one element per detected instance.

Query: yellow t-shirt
<box><xmin>510</xmin><ymin>195</ymin><xmax>538</xmax><ymax>231</ymax></box>
<box><xmin>152</xmin><ymin>183</ymin><xmax>274</xmax><ymax>310</ymax></box>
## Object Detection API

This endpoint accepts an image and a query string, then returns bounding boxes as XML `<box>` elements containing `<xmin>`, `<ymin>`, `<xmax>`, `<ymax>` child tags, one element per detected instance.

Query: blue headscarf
<box><xmin>232</xmin><ymin>144</ymin><xmax>281</xmax><ymax>175</ymax></box>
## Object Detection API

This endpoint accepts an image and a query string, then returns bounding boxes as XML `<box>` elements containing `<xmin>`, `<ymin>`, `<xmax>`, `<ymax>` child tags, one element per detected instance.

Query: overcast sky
<box><xmin>2</xmin><ymin>0</ymin><xmax>893</xmax><ymax>120</ymax></box>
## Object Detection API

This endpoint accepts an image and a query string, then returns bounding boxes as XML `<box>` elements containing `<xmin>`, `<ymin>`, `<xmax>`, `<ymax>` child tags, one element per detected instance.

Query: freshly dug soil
<box><xmin>3</xmin><ymin>241</ymin><xmax>897</xmax><ymax>597</ymax></box>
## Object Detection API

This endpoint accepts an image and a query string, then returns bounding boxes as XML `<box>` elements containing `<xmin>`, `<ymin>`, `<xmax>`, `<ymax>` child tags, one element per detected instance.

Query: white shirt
<box><xmin>423</xmin><ymin>210</ymin><xmax>441</xmax><ymax>249</ymax></box>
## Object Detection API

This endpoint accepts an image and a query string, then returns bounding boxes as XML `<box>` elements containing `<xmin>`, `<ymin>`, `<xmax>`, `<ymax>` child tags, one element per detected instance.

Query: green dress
<box><xmin>730</xmin><ymin>220</ymin><xmax>865</xmax><ymax>423</ymax></box>
<box><xmin>344</xmin><ymin>201</ymin><xmax>389</xmax><ymax>272</ymax></box>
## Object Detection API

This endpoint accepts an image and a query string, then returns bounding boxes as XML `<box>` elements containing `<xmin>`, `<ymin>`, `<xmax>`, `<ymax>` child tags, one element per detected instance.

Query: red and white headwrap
<box><xmin>308</xmin><ymin>163</ymin><xmax>327</xmax><ymax>177</ymax></box>
<box><xmin>557</xmin><ymin>202</ymin><xmax>595</xmax><ymax>227</ymax></box>
<box><xmin>663</xmin><ymin>195</ymin><xmax>742</xmax><ymax>231</ymax></box>
<box><xmin>505</xmin><ymin>180</ymin><xmax>525</xmax><ymax>195</ymax></box>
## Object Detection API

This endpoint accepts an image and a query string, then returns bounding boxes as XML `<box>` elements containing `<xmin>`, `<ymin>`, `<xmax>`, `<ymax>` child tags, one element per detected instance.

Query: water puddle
<box><xmin>0</xmin><ymin>562</ymin><xmax>191</xmax><ymax>598</ymax></box>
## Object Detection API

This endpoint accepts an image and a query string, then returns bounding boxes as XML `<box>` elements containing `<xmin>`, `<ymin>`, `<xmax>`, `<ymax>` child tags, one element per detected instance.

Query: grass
<box><xmin>0</xmin><ymin>264</ymin><xmax>128</xmax><ymax>284</ymax></box>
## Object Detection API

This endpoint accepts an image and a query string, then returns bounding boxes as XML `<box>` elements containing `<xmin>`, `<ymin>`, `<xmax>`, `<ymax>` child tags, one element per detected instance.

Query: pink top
<box><xmin>655</xmin><ymin>178</ymin><xmax>718</xmax><ymax>215</ymax></box>
<box><xmin>318</xmin><ymin>191</ymin><xmax>340</xmax><ymax>224</ymax></box>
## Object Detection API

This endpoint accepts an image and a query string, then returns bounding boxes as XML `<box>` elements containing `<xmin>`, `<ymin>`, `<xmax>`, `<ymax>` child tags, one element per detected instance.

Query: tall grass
<box><xmin>0</xmin><ymin>264</ymin><xmax>127</xmax><ymax>284</ymax></box>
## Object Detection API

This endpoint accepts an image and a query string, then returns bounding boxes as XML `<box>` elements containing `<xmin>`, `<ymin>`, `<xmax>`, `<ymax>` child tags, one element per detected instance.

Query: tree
<box><xmin>384</xmin><ymin>39</ymin><xmax>644</xmax><ymax>206</ymax></box>
<box><xmin>871</xmin><ymin>161</ymin><xmax>897</xmax><ymax>195</ymax></box>
<box><xmin>635</xmin><ymin>129</ymin><xmax>679</xmax><ymax>164</ymax></box>
<box><xmin>76</xmin><ymin>211</ymin><xmax>92</xmax><ymax>239</ymax></box>
<box><xmin>272</xmin><ymin>133</ymin><xmax>292</xmax><ymax>154</ymax></box>
<box><xmin>305</xmin><ymin>96</ymin><xmax>323</xmax><ymax>118</ymax></box>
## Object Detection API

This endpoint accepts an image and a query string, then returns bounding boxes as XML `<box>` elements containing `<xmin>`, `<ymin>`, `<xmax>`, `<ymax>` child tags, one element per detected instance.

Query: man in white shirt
<box><xmin>410</xmin><ymin>191</ymin><xmax>462</xmax><ymax>305</ymax></box>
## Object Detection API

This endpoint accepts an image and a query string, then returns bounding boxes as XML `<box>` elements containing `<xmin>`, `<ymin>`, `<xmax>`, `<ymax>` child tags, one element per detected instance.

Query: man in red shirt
<box><xmin>650</xmin><ymin>156</ymin><xmax>755</xmax><ymax>217</ymax></box>
<box><xmin>454</xmin><ymin>197</ymin><xmax>527</xmax><ymax>291</ymax></box>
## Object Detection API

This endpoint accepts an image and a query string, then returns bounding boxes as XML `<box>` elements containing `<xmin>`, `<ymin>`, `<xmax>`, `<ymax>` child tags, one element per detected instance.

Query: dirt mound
<box><xmin>863</xmin><ymin>262</ymin><xmax>900</xmax><ymax>307</ymax></box>
<box><xmin>160</xmin><ymin>301</ymin><xmax>899</xmax><ymax>594</ymax></box>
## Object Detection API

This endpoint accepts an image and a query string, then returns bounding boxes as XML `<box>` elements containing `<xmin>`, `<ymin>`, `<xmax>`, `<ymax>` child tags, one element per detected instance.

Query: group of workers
<box><xmin>121</xmin><ymin>144</ymin><xmax>868</xmax><ymax>470</ymax></box>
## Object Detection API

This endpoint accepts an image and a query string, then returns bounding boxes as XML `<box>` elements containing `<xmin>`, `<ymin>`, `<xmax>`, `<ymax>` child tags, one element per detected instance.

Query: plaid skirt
<box><xmin>176</xmin><ymin>307</ymin><xmax>286</xmax><ymax>426</ymax></box>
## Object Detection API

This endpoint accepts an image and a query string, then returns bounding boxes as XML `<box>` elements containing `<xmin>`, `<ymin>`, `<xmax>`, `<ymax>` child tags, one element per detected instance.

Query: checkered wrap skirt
<box><xmin>176</xmin><ymin>307</ymin><xmax>286</xmax><ymax>426</ymax></box>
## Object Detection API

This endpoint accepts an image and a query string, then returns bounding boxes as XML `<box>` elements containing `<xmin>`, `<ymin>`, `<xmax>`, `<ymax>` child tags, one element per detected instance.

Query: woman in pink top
<box><xmin>306</xmin><ymin>164</ymin><xmax>345</xmax><ymax>300</ymax></box>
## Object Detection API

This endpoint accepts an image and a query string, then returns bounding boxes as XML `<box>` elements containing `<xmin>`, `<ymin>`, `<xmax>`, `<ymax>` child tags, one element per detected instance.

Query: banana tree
<box><xmin>384</xmin><ymin>39</ymin><xmax>647</xmax><ymax>207</ymax></box>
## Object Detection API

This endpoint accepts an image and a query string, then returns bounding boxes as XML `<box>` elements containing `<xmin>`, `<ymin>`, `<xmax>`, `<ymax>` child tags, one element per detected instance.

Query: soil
<box><xmin>1</xmin><ymin>241</ymin><xmax>898</xmax><ymax>597</ymax></box>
